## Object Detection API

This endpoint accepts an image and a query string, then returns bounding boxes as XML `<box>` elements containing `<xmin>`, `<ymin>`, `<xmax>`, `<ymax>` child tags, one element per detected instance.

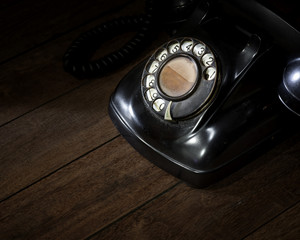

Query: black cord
<box><xmin>63</xmin><ymin>1</ymin><xmax>154</xmax><ymax>79</ymax></box>
<box><xmin>63</xmin><ymin>0</ymin><xmax>202</xmax><ymax>79</ymax></box>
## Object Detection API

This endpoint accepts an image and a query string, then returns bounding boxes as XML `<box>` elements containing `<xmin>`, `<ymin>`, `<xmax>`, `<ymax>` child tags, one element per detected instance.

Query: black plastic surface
<box><xmin>278</xmin><ymin>58</ymin><xmax>300</xmax><ymax>116</ymax></box>
<box><xmin>109</xmin><ymin>0</ymin><xmax>300</xmax><ymax>187</ymax></box>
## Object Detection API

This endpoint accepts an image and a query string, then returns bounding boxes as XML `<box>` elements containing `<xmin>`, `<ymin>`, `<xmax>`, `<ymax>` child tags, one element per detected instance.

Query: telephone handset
<box><xmin>107</xmin><ymin>0</ymin><xmax>300</xmax><ymax>187</ymax></box>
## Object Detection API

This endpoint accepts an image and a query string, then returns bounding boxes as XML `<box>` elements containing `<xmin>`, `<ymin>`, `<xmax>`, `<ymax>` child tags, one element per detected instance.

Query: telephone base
<box><xmin>108</xmin><ymin>61</ymin><xmax>297</xmax><ymax>187</ymax></box>
<box><xmin>108</xmin><ymin>0</ymin><xmax>300</xmax><ymax>187</ymax></box>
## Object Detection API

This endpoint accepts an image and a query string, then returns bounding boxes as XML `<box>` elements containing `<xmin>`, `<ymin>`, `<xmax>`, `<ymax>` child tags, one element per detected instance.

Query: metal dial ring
<box><xmin>141</xmin><ymin>37</ymin><xmax>219</xmax><ymax>121</ymax></box>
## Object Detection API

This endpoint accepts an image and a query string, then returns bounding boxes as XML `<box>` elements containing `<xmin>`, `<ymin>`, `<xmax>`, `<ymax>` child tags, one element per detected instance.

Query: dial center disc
<box><xmin>158</xmin><ymin>56</ymin><xmax>198</xmax><ymax>98</ymax></box>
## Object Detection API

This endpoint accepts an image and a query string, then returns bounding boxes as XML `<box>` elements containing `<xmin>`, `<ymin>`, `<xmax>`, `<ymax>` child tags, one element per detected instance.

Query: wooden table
<box><xmin>0</xmin><ymin>0</ymin><xmax>299</xmax><ymax>239</ymax></box>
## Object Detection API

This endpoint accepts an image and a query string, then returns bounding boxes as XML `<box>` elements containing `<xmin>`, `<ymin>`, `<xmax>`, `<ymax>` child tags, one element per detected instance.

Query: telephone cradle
<box><xmin>108</xmin><ymin>0</ymin><xmax>300</xmax><ymax>187</ymax></box>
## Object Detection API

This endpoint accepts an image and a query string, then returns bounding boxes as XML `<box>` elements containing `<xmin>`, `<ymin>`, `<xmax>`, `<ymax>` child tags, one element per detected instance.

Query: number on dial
<box><xmin>156</xmin><ymin>48</ymin><xmax>168</xmax><ymax>61</ymax></box>
<box><xmin>146</xmin><ymin>88</ymin><xmax>158</xmax><ymax>101</ymax></box>
<box><xmin>202</xmin><ymin>53</ymin><xmax>214</xmax><ymax>67</ymax></box>
<box><xmin>204</xmin><ymin>67</ymin><xmax>216</xmax><ymax>80</ymax></box>
<box><xmin>181</xmin><ymin>40</ymin><xmax>193</xmax><ymax>52</ymax></box>
<box><xmin>168</xmin><ymin>42</ymin><xmax>180</xmax><ymax>54</ymax></box>
<box><xmin>148</xmin><ymin>60</ymin><xmax>159</xmax><ymax>73</ymax></box>
<box><xmin>193</xmin><ymin>43</ymin><xmax>206</xmax><ymax>56</ymax></box>
<box><xmin>145</xmin><ymin>75</ymin><xmax>155</xmax><ymax>88</ymax></box>
<box><xmin>153</xmin><ymin>99</ymin><xmax>165</xmax><ymax>112</ymax></box>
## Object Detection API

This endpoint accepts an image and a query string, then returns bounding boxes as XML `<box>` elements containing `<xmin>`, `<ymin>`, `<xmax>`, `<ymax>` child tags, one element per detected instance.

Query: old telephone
<box><xmin>64</xmin><ymin>0</ymin><xmax>300</xmax><ymax>187</ymax></box>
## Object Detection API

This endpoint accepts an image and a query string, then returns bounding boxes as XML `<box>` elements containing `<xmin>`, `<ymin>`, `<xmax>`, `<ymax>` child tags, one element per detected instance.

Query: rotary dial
<box><xmin>141</xmin><ymin>38</ymin><xmax>218</xmax><ymax>121</ymax></box>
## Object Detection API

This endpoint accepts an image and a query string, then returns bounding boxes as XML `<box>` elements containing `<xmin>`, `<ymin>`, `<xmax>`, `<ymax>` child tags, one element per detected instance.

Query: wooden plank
<box><xmin>0</xmin><ymin>25</ymin><xmax>168</xmax><ymax>201</ymax></box>
<box><xmin>88</xmin><ymin>133</ymin><xmax>300</xmax><ymax>240</ymax></box>
<box><xmin>0</xmin><ymin>65</ymin><xmax>125</xmax><ymax>201</ymax></box>
<box><xmin>0</xmin><ymin>137</ymin><xmax>178</xmax><ymax>240</ymax></box>
<box><xmin>245</xmin><ymin>202</ymin><xmax>300</xmax><ymax>239</ymax></box>
<box><xmin>0</xmin><ymin>31</ymin><xmax>167</xmax><ymax>201</ymax></box>
<box><xmin>0</xmin><ymin>0</ymin><xmax>134</xmax><ymax>63</ymax></box>
<box><xmin>0</xmin><ymin>0</ymin><xmax>146</xmax><ymax>126</ymax></box>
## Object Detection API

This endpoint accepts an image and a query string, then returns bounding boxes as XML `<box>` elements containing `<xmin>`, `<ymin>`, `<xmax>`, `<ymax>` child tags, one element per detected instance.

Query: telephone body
<box><xmin>109</xmin><ymin>0</ymin><xmax>300</xmax><ymax>187</ymax></box>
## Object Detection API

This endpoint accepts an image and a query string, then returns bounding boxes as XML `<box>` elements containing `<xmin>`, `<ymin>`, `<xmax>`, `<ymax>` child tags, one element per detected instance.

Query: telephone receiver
<box><xmin>108</xmin><ymin>0</ymin><xmax>300</xmax><ymax>187</ymax></box>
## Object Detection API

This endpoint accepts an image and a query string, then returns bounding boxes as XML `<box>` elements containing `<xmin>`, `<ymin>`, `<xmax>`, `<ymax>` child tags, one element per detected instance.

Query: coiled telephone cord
<box><xmin>63</xmin><ymin>0</ymin><xmax>199</xmax><ymax>78</ymax></box>
<box><xmin>63</xmin><ymin>2</ymin><xmax>154</xmax><ymax>79</ymax></box>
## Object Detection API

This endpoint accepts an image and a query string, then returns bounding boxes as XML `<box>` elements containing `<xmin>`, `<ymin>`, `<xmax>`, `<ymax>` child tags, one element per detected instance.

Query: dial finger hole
<box><xmin>193</xmin><ymin>43</ymin><xmax>206</xmax><ymax>57</ymax></box>
<box><xmin>147</xmin><ymin>60</ymin><xmax>159</xmax><ymax>73</ymax></box>
<box><xmin>144</xmin><ymin>75</ymin><xmax>155</xmax><ymax>88</ymax></box>
<box><xmin>168</xmin><ymin>41</ymin><xmax>180</xmax><ymax>54</ymax></box>
<box><xmin>153</xmin><ymin>98</ymin><xmax>165</xmax><ymax>112</ymax></box>
<box><xmin>202</xmin><ymin>53</ymin><xmax>214</xmax><ymax>67</ymax></box>
<box><xmin>204</xmin><ymin>67</ymin><xmax>216</xmax><ymax>81</ymax></box>
<box><xmin>181</xmin><ymin>39</ymin><xmax>194</xmax><ymax>52</ymax></box>
<box><xmin>156</xmin><ymin>48</ymin><xmax>168</xmax><ymax>62</ymax></box>
<box><xmin>145</xmin><ymin>88</ymin><xmax>158</xmax><ymax>101</ymax></box>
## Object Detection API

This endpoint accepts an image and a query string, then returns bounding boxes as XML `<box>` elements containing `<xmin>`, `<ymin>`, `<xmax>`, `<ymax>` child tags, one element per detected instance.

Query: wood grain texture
<box><xmin>89</xmin><ymin>134</ymin><xmax>300</xmax><ymax>240</ymax></box>
<box><xmin>245</xmin><ymin>202</ymin><xmax>300</xmax><ymax>239</ymax></box>
<box><xmin>0</xmin><ymin>0</ymin><xmax>299</xmax><ymax>239</ymax></box>
<box><xmin>0</xmin><ymin>30</ymin><xmax>168</xmax><ymax>202</ymax></box>
<box><xmin>0</xmin><ymin>66</ymin><xmax>126</xmax><ymax>201</ymax></box>
<box><xmin>0</xmin><ymin>137</ymin><xmax>178</xmax><ymax>240</ymax></box>
<box><xmin>0</xmin><ymin>0</ymin><xmax>167</xmax><ymax>201</ymax></box>
<box><xmin>0</xmin><ymin>0</ymin><xmax>144</xmax><ymax>126</ymax></box>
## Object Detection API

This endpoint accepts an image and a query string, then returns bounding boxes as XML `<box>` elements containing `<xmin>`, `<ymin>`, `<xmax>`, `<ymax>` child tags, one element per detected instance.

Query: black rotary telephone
<box><xmin>65</xmin><ymin>0</ymin><xmax>300</xmax><ymax>187</ymax></box>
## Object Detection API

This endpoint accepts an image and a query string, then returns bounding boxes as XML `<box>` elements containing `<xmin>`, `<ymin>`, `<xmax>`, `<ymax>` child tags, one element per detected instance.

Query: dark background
<box><xmin>0</xmin><ymin>0</ymin><xmax>299</xmax><ymax>239</ymax></box>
